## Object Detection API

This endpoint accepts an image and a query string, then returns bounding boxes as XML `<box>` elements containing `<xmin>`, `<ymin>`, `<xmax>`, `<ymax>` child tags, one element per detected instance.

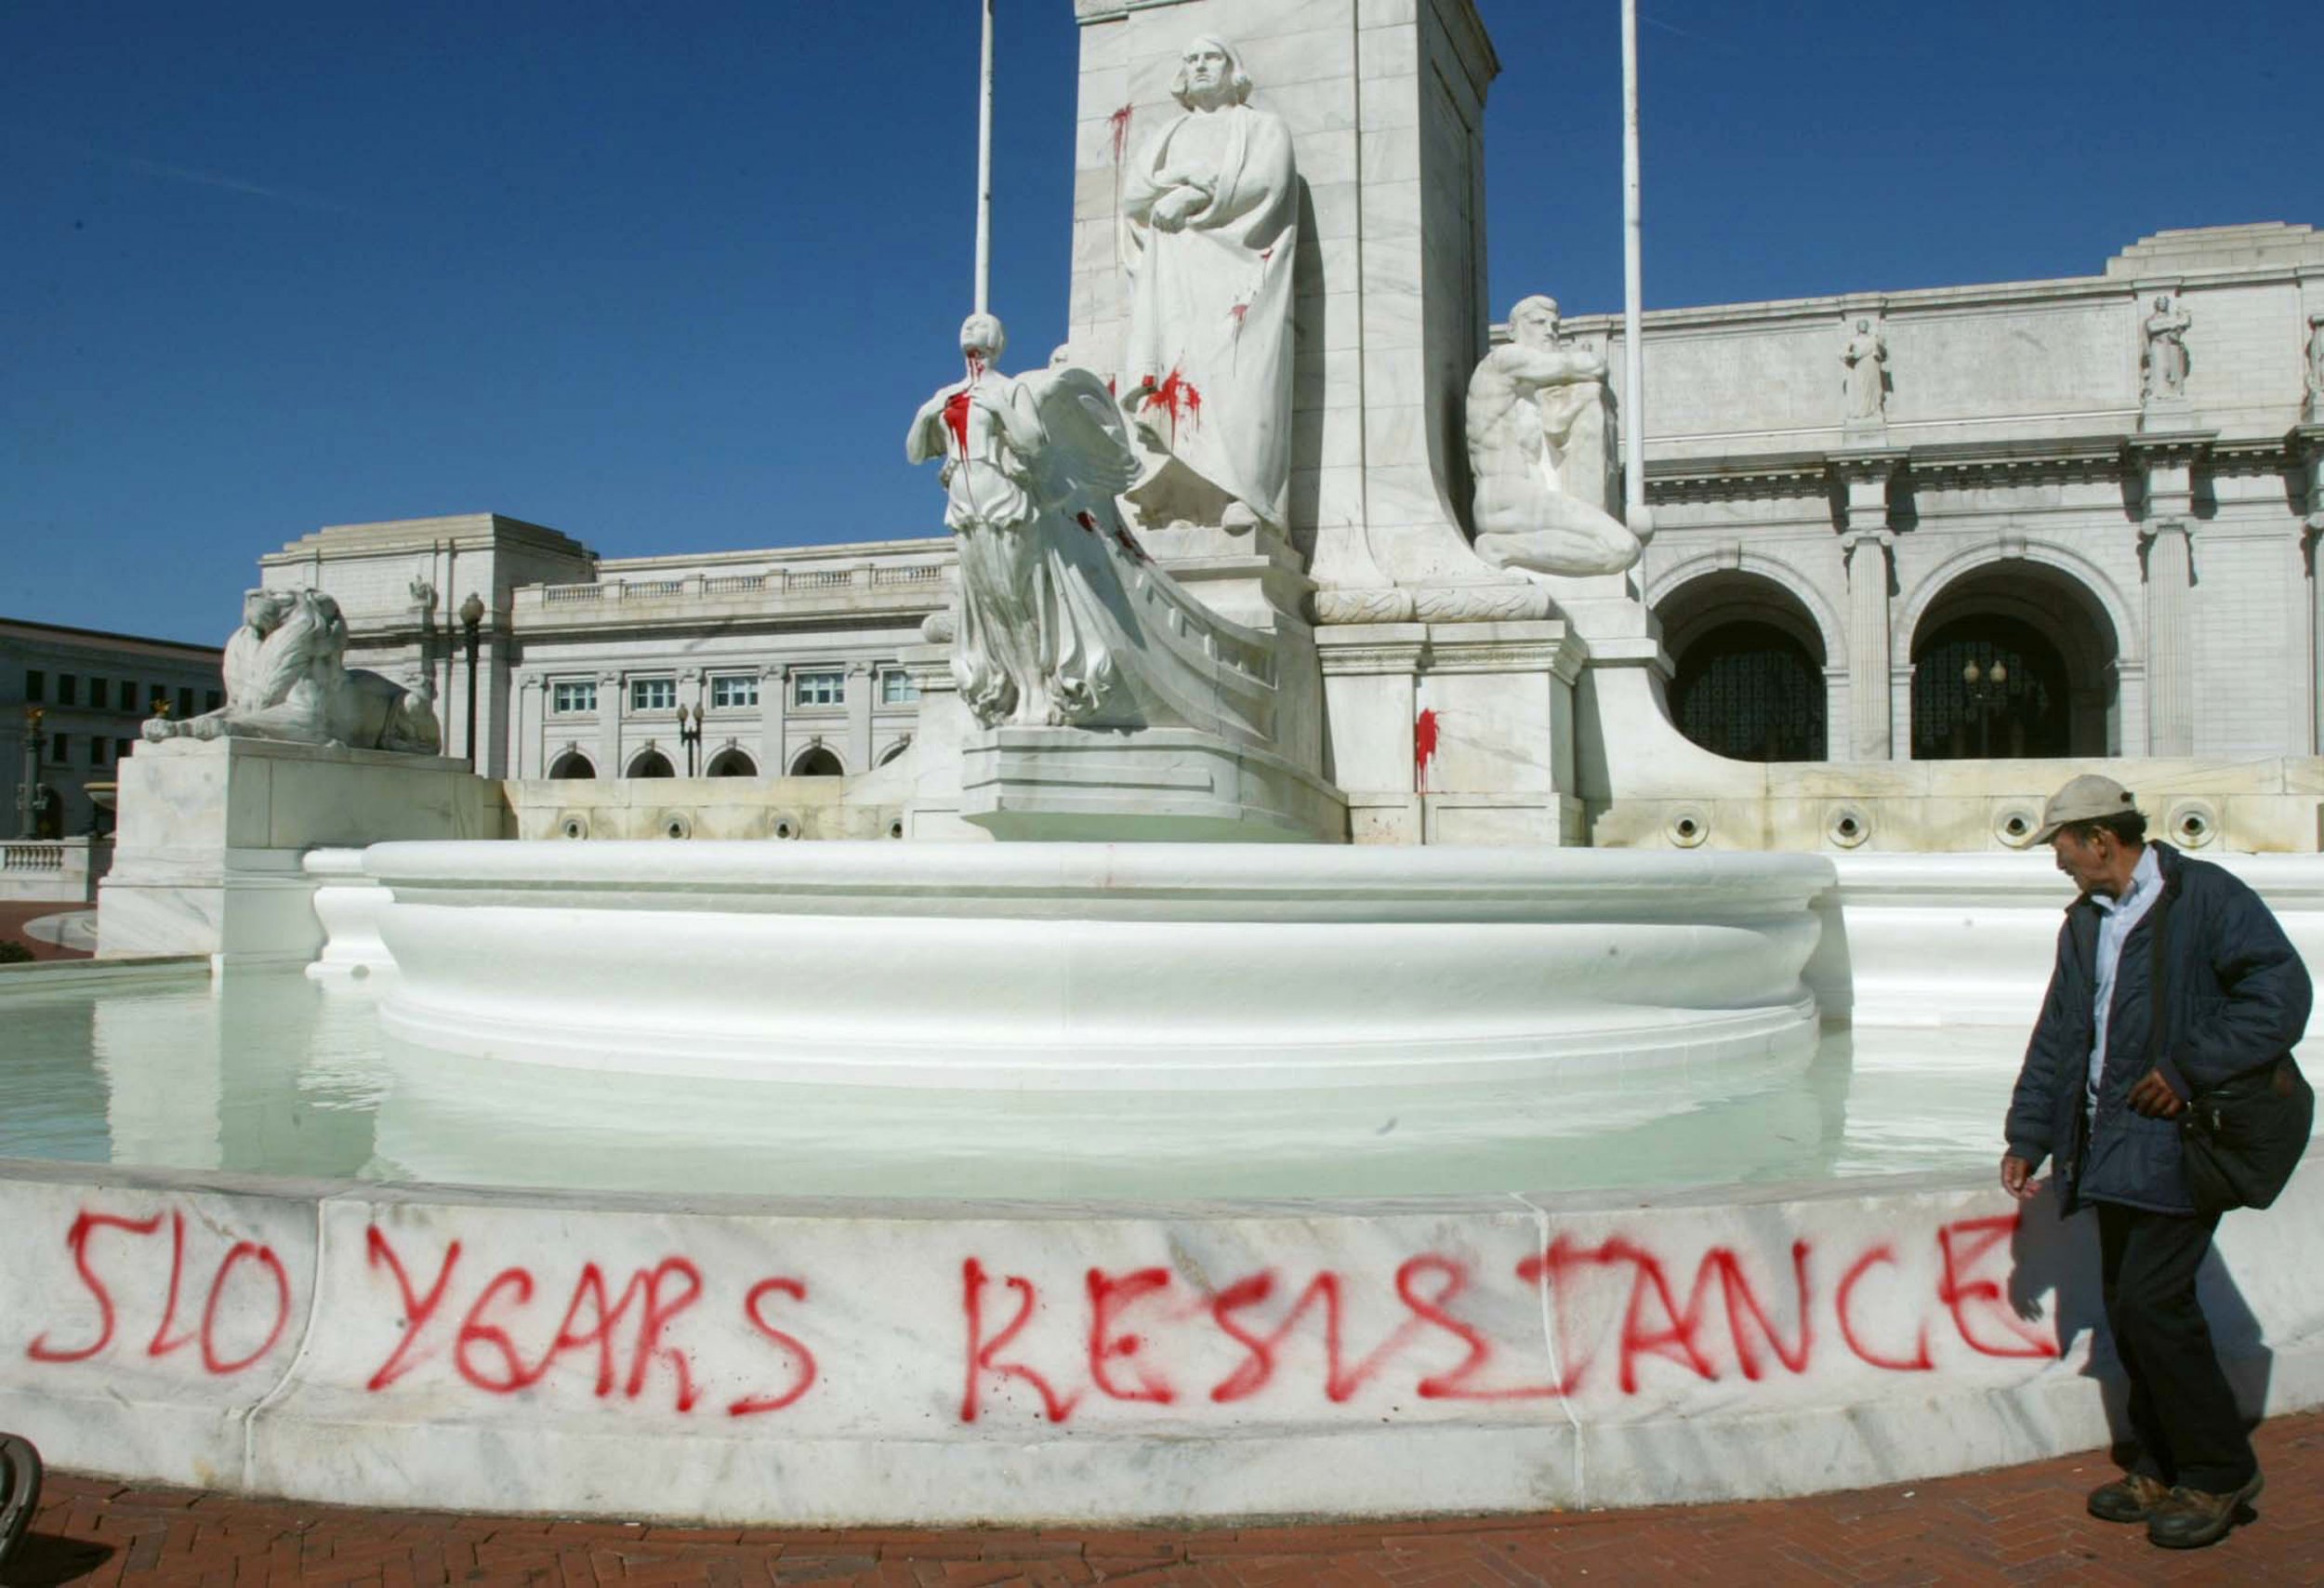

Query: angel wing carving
<box><xmin>1022</xmin><ymin>367</ymin><xmax>1141</xmax><ymax>527</ymax></box>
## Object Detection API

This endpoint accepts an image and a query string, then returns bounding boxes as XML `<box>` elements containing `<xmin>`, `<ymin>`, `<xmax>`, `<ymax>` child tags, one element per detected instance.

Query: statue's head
<box><xmin>2153</xmin><ymin>295</ymin><xmax>2172</xmax><ymax>312</ymax></box>
<box><xmin>1855</xmin><ymin>318</ymin><xmax>1871</xmax><ymax>333</ymax></box>
<box><xmin>958</xmin><ymin>313</ymin><xmax>1007</xmax><ymax>364</ymax></box>
<box><xmin>1172</xmin><ymin>35</ymin><xmax>1252</xmax><ymax>111</ymax></box>
<box><xmin>1509</xmin><ymin>295</ymin><xmax>1561</xmax><ymax>349</ymax></box>
<box><xmin>242</xmin><ymin>589</ymin><xmax>292</xmax><ymax>634</ymax></box>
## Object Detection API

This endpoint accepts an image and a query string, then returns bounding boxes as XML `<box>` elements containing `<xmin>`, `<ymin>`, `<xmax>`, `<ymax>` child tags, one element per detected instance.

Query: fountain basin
<box><xmin>363</xmin><ymin>841</ymin><xmax>1833</xmax><ymax>1088</ymax></box>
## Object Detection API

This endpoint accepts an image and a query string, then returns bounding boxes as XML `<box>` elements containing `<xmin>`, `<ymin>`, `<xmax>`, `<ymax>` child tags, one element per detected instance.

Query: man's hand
<box><xmin>2128</xmin><ymin>1066</ymin><xmax>2186</xmax><ymax>1119</ymax></box>
<box><xmin>1151</xmin><ymin>185</ymin><xmax>1207</xmax><ymax>233</ymax></box>
<box><xmin>2000</xmin><ymin>1155</ymin><xmax>2040</xmax><ymax>1201</ymax></box>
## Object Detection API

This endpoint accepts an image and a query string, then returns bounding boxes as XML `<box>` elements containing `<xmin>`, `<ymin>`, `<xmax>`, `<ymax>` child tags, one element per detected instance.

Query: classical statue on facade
<box><xmin>143</xmin><ymin>589</ymin><xmax>442</xmax><ymax>752</ymax></box>
<box><xmin>2305</xmin><ymin>311</ymin><xmax>2324</xmax><ymax>417</ymax></box>
<box><xmin>2142</xmin><ymin>294</ymin><xmax>2193</xmax><ymax>402</ymax></box>
<box><xmin>1116</xmin><ymin>33</ymin><xmax>1297</xmax><ymax>536</ymax></box>
<box><xmin>1842</xmin><ymin>318</ymin><xmax>1888</xmax><ymax>422</ymax></box>
<box><xmin>1463</xmin><ymin>296</ymin><xmax>1643</xmax><ymax>577</ymax></box>
<box><xmin>907</xmin><ymin>314</ymin><xmax>1274</xmax><ymax>743</ymax></box>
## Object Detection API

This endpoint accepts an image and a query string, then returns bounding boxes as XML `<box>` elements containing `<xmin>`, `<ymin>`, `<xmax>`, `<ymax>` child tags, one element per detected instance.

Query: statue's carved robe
<box><xmin>1119</xmin><ymin>102</ymin><xmax>1297</xmax><ymax>530</ymax></box>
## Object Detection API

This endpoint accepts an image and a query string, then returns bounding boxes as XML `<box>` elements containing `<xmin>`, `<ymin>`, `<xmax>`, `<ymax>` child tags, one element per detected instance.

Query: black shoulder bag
<box><xmin>2152</xmin><ymin>884</ymin><xmax>2317</xmax><ymax>1213</ymax></box>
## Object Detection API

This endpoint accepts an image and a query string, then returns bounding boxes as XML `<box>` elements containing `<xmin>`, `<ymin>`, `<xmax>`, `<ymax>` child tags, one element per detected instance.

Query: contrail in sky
<box><xmin>28</xmin><ymin>133</ymin><xmax>365</xmax><ymax>217</ymax></box>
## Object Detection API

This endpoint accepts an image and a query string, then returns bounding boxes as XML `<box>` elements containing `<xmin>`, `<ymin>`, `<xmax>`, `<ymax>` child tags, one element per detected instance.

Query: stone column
<box><xmin>845</xmin><ymin>660</ymin><xmax>874</xmax><ymax>774</ymax></box>
<box><xmin>1840</xmin><ymin>531</ymin><xmax>1895</xmax><ymax>761</ymax></box>
<box><xmin>515</xmin><ymin>673</ymin><xmax>543</xmax><ymax>778</ymax></box>
<box><xmin>759</xmin><ymin>663</ymin><xmax>786</xmax><ymax>777</ymax></box>
<box><xmin>1829</xmin><ymin>450</ymin><xmax>1903</xmax><ymax>761</ymax></box>
<box><xmin>2143</xmin><ymin>520</ymin><xmax>2195</xmax><ymax>756</ymax></box>
<box><xmin>596</xmin><ymin>671</ymin><xmax>622</xmax><ymax>777</ymax></box>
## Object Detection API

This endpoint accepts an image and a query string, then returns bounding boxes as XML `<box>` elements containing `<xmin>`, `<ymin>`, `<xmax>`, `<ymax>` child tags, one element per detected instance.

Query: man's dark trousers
<box><xmin>2097</xmin><ymin>1200</ymin><xmax>2255</xmax><ymax>1491</ymax></box>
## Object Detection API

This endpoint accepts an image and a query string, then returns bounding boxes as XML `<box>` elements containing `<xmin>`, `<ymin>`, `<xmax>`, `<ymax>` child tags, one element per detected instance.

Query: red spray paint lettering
<box><xmin>24</xmin><ymin>1207</ymin><xmax>291</xmax><ymax>1375</ymax></box>
<box><xmin>960</xmin><ymin>1257</ymin><xmax>1081</xmax><ymax>1423</ymax></box>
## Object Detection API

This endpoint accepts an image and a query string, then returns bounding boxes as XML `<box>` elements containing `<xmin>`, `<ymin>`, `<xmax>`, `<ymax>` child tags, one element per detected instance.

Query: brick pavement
<box><xmin>0</xmin><ymin>902</ymin><xmax>93</xmax><ymax>962</ymax></box>
<box><xmin>6</xmin><ymin>1409</ymin><xmax>2321</xmax><ymax>1586</ymax></box>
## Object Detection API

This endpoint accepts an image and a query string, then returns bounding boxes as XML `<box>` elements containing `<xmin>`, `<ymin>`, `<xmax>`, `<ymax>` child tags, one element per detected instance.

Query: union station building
<box><xmin>262</xmin><ymin>222</ymin><xmax>2324</xmax><ymax>786</ymax></box>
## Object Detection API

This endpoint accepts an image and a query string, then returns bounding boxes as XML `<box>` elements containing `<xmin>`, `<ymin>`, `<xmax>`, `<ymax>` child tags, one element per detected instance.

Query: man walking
<box><xmin>2001</xmin><ymin>774</ymin><xmax>2310</xmax><ymax>1549</ymax></box>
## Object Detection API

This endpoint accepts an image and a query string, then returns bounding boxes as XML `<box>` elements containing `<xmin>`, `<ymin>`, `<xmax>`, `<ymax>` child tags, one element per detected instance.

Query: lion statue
<box><xmin>143</xmin><ymin>589</ymin><xmax>442</xmax><ymax>754</ymax></box>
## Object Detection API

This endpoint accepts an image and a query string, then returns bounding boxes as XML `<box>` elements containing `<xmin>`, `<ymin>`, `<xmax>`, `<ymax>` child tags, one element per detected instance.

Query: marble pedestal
<box><xmin>1316</xmin><ymin>619</ymin><xmax>1586</xmax><ymax>845</ymax></box>
<box><xmin>958</xmin><ymin>725</ymin><xmax>1345</xmax><ymax>843</ymax></box>
<box><xmin>97</xmin><ymin>737</ymin><xmax>505</xmax><ymax>967</ymax></box>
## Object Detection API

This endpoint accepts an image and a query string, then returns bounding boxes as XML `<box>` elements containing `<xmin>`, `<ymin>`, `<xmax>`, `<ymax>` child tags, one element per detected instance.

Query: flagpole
<box><xmin>1620</xmin><ymin>0</ymin><xmax>1646</xmax><ymax>531</ymax></box>
<box><xmin>974</xmin><ymin>0</ymin><xmax>996</xmax><ymax>316</ymax></box>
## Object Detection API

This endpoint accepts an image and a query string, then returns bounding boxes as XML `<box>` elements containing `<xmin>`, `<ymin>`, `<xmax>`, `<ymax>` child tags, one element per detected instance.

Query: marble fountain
<box><xmin>8</xmin><ymin>0</ymin><xmax>2324</xmax><ymax>1533</ymax></box>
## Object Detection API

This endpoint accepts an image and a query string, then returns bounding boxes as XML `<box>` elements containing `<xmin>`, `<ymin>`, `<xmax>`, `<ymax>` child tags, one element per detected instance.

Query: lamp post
<box><xmin>15</xmin><ymin>707</ymin><xmax>46</xmax><ymax>840</ymax></box>
<box><xmin>1962</xmin><ymin>655</ymin><xmax>2010</xmax><ymax>760</ymax></box>
<box><xmin>459</xmin><ymin>592</ymin><xmax>485</xmax><ymax>771</ymax></box>
<box><xmin>678</xmin><ymin>705</ymin><xmax>702</xmax><ymax>777</ymax></box>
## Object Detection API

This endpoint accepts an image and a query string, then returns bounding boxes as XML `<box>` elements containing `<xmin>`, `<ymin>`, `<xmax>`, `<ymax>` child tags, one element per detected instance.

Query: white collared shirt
<box><xmin>2088</xmin><ymin>844</ymin><xmax>2164</xmax><ymax>1109</ymax></box>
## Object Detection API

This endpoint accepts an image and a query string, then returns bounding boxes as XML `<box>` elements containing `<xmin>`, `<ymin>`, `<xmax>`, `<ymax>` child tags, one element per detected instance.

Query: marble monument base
<box><xmin>957</xmin><ymin>725</ymin><xmax>1346</xmax><ymax>843</ymax></box>
<box><xmin>97</xmin><ymin>737</ymin><xmax>505</xmax><ymax>967</ymax></box>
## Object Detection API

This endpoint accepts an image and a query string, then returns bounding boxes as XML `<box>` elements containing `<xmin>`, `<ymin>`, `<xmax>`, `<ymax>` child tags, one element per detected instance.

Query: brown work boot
<box><xmin>2146</xmin><ymin>1471</ymin><xmax>2264</xmax><ymax>1550</ymax></box>
<box><xmin>2086</xmin><ymin>1471</ymin><xmax>2170</xmax><ymax>1523</ymax></box>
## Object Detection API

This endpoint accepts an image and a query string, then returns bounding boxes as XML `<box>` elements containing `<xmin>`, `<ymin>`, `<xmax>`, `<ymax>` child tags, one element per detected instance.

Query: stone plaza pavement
<box><xmin>6</xmin><ymin>1410</ymin><xmax>2320</xmax><ymax>1586</ymax></box>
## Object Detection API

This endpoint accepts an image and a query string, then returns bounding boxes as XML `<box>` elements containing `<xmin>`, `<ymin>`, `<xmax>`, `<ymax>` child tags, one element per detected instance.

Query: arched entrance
<box><xmin>1908</xmin><ymin>563</ymin><xmax>2118</xmax><ymax>759</ymax></box>
<box><xmin>548</xmin><ymin>751</ymin><xmax>595</xmax><ymax>779</ymax></box>
<box><xmin>705</xmin><ymin>748</ymin><xmax>757</xmax><ymax>777</ymax></box>
<box><xmin>1657</xmin><ymin>573</ymin><xmax>1829</xmax><ymax>762</ymax></box>
<box><xmin>627</xmin><ymin>749</ymin><xmax>675</xmax><ymax>778</ymax></box>
<box><xmin>789</xmin><ymin>746</ymin><xmax>844</xmax><ymax>777</ymax></box>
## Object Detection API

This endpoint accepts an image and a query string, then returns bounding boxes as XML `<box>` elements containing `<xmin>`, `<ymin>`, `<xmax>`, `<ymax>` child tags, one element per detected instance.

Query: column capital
<box><xmin>1839</xmin><ymin>527</ymin><xmax>1895</xmax><ymax>562</ymax></box>
<box><xmin>2138</xmin><ymin>515</ymin><xmax>2195</xmax><ymax>549</ymax></box>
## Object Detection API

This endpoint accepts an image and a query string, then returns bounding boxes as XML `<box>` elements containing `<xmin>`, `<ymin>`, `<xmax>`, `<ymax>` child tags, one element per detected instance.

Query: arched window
<box><xmin>789</xmin><ymin>746</ymin><xmax>844</xmax><ymax>777</ymax></box>
<box><xmin>627</xmin><ymin>749</ymin><xmax>675</xmax><ymax>778</ymax></box>
<box><xmin>1908</xmin><ymin>563</ymin><xmax>2119</xmax><ymax>759</ymax></box>
<box><xmin>1657</xmin><ymin>573</ymin><xmax>1829</xmax><ymax>763</ymax></box>
<box><xmin>705</xmin><ymin>748</ymin><xmax>757</xmax><ymax>777</ymax></box>
<box><xmin>547</xmin><ymin>751</ymin><xmax>595</xmax><ymax>780</ymax></box>
<box><xmin>1910</xmin><ymin>615</ymin><xmax>2069</xmax><ymax>761</ymax></box>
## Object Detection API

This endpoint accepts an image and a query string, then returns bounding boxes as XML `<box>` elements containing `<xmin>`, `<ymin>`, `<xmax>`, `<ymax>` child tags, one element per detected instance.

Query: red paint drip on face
<box><xmin>1414</xmin><ymin>708</ymin><xmax>1440</xmax><ymax>792</ymax></box>
<box><xmin>1108</xmin><ymin>105</ymin><xmax>1134</xmax><ymax>164</ymax></box>
<box><xmin>941</xmin><ymin>391</ymin><xmax>972</xmax><ymax>457</ymax></box>
<box><xmin>1141</xmin><ymin>367</ymin><xmax>1201</xmax><ymax>433</ymax></box>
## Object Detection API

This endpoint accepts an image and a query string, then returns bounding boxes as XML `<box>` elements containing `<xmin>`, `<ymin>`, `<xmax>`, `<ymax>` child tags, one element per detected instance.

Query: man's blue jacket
<box><xmin>2004</xmin><ymin>841</ymin><xmax>2312</xmax><ymax>1215</ymax></box>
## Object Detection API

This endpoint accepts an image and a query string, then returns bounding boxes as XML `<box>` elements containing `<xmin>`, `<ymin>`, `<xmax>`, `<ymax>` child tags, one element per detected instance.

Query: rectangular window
<box><xmin>551</xmin><ymin>680</ymin><xmax>598</xmax><ymax>715</ymax></box>
<box><xmin>89</xmin><ymin>737</ymin><xmax>106</xmax><ymax>767</ymax></box>
<box><xmin>149</xmin><ymin>684</ymin><xmax>166</xmax><ymax>716</ymax></box>
<box><xmin>177</xmin><ymin>687</ymin><xmax>194</xmax><ymax>719</ymax></box>
<box><xmin>49</xmin><ymin>733</ymin><xmax>68</xmax><ymax>763</ymax></box>
<box><xmin>629</xmin><ymin>677</ymin><xmax>677</xmax><ymax>713</ymax></box>
<box><xmin>792</xmin><ymin>669</ymin><xmax>844</xmax><ymax>708</ymax></box>
<box><xmin>709</xmin><ymin>674</ymin><xmax>759</xmax><ymax>709</ymax></box>
<box><xmin>24</xmin><ymin>670</ymin><xmax>44</xmax><ymax>704</ymax></box>
<box><xmin>58</xmin><ymin>674</ymin><xmax>78</xmax><ymax>706</ymax></box>
<box><xmin>879</xmin><ymin>670</ymin><xmax>919</xmax><ymax>706</ymax></box>
<box><xmin>204</xmin><ymin>690</ymin><xmax>221</xmax><ymax>712</ymax></box>
<box><xmin>88</xmin><ymin>678</ymin><xmax>109</xmax><ymax>710</ymax></box>
<box><xmin>115</xmin><ymin>738</ymin><xmax>134</xmax><ymax>761</ymax></box>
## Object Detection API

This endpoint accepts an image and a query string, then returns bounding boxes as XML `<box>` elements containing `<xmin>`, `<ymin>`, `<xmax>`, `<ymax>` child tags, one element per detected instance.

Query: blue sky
<box><xmin>7</xmin><ymin>1</ymin><xmax>2317</xmax><ymax>643</ymax></box>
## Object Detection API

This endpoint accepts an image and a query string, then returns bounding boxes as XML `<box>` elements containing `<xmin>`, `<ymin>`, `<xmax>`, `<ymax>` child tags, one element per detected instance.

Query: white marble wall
<box><xmin>4</xmin><ymin>1148</ymin><xmax>2322</xmax><ymax>1525</ymax></box>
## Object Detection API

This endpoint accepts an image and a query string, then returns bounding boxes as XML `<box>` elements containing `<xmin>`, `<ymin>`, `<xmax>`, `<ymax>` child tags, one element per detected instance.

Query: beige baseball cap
<box><xmin>2031</xmin><ymin>774</ymin><xmax>2141</xmax><ymax>844</ymax></box>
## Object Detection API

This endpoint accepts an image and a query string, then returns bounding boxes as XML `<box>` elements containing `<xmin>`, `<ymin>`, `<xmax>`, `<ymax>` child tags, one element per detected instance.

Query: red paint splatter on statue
<box><xmin>941</xmin><ymin>391</ymin><xmax>972</xmax><ymax>457</ymax></box>
<box><xmin>1141</xmin><ymin>367</ymin><xmax>1201</xmax><ymax>434</ymax></box>
<box><xmin>1414</xmin><ymin>708</ymin><xmax>1440</xmax><ymax>792</ymax></box>
<box><xmin>1108</xmin><ymin>105</ymin><xmax>1134</xmax><ymax>164</ymax></box>
<box><xmin>1076</xmin><ymin>511</ymin><xmax>1100</xmax><ymax>535</ymax></box>
<box><xmin>1114</xmin><ymin>527</ymin><xmax>1151</xmax><ymax>564</ymax></box>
